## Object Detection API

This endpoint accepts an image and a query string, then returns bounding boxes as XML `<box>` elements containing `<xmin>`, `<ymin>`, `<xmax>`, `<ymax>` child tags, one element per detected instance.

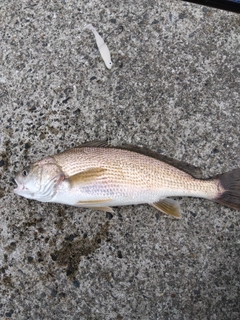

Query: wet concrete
<box><xmin>0</xmin><ymin>0</ymin><xmax>239</xmax><ymax>319</ymax></box>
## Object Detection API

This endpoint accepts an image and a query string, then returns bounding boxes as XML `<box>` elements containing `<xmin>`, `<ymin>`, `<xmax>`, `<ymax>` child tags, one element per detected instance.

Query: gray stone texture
<box><xmin>0</xmin><ymin>0</ymin><xmax>239</xmax><ymax>319</ymax></box>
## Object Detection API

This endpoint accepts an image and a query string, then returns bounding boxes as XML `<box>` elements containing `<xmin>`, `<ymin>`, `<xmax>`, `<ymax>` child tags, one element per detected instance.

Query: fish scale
<box><xmin>55</xmin><ymin>148</ymin><xmax>187</xmax><ymax>188</ymax></box>
<box><xmin>14</xmin><ymin>142</ymin><xmax>240</xmax><ymax>218</ymax></box>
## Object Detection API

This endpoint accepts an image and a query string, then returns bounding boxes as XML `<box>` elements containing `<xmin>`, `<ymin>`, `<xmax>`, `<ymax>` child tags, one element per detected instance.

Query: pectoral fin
<box><xmin>152</xmin><ymin>199</ymin><xmax>181</xmax><ymax>219</ymax></box>
<box><xmin>68</xmin><ymin>168</ymin><xmax>106</xmax><ymax>187</ymax></box>
<box><xmin>76</xmin><ymin>199</ymin><xmax>114</xmax><ymax>213</ymax></box>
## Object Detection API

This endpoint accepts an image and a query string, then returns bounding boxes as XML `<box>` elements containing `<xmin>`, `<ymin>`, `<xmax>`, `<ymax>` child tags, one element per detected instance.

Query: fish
<box><xmin>14</xmin><ymin>141</ymin><xmax>240</xmax><ymax>218</ymax></box>
<box><xmin>84</xmin><ymin>24</ymin><xmax>113</xmax><ymax>69</ymax></box>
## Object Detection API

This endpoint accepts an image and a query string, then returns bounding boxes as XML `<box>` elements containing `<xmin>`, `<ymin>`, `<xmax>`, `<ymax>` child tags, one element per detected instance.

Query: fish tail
<box><xmin>213</xmin><ymin>168</ymin><xmax>240</xmax><ymax>210</ymax></box>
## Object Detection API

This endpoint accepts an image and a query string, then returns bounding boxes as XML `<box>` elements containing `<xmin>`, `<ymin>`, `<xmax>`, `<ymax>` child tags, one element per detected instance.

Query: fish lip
<box><xmin>13</xmin><ymin>178</ymin><xmax>24</xmax><ymax>193</ymax></box>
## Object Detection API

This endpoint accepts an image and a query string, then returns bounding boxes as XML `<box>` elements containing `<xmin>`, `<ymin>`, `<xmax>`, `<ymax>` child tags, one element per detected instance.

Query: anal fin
<box><xmin>152</xmin><ymin>198</ymin><xmax>181</xmax><ymax>219</ymax></box>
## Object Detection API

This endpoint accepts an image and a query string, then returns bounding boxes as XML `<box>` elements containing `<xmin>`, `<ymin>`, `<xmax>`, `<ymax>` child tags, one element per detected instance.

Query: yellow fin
<box><xmin>77</xmin><ymin>199</ymin><xmax>112</xmax><ymax>205</ymax></box>
<box><xmin>77</xmin><ymin>204</ymin><xmax>114</xmax><ymax>213</ymax></box>
<box><xmin>68</xmin><ymin>168</ymin><xmax>106</xmax><ymax>186</ymax></box>
<box><xmin>152</xmin><ymin>199</ymin><xmax>181</xmax><ymax>219</ymax></box>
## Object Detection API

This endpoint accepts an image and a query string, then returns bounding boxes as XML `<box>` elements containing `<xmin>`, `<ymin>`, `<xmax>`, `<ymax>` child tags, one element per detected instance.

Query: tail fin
<box><xmin>214</xmin><ymin>168</ymin><xmax>240</xmax><ymax>210</ymax></box>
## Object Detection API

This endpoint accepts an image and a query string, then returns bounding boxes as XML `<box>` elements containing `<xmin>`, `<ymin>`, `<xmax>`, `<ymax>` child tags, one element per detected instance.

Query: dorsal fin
<box><xmin>77</xmin><ymin>141</ymin><xmax>109</xmax><ymax>148</ymax></box>
<box><xmin>116</xmin><ymin>144</ymin><xmax>202</xmax><ymax>179</ymax></box>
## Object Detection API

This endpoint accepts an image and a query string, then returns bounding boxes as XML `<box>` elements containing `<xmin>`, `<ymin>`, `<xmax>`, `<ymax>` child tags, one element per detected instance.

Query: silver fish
<box><xmin>14</xmin><ymin>142</ymin><xmax>240</xmax><ymax>218</ymax></box>
<box><xmin>84</xmin><ymin>24</ymin><xmax>113</xmax><ymax>69</ymax></box>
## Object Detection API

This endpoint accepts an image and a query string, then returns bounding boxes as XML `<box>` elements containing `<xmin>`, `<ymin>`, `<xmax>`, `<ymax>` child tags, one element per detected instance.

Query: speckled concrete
<box><xmin>0</xmin><ymin>0</ymin><xmax>239</xmax><ymax>319</ymax></box>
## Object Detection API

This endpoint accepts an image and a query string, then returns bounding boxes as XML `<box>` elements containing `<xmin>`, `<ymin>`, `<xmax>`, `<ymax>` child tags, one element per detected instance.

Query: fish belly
<box><xmin>49</xmin><ymin>177</ymin><xmax>208</xmax><ymax>208</ymax></box>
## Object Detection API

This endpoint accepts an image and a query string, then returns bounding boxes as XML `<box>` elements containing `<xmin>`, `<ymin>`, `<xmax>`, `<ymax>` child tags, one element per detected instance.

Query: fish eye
<box><xmin>22</xmin><ymin>170</ymin><xmax>28</xmax><ymax>177</ymax></box>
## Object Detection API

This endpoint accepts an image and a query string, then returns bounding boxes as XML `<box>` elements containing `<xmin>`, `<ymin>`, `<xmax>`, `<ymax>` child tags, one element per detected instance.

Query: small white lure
<box><xmin>84</xmin><ymin>24</ymin><xmax>113</xmax><ymax>69</ymax></box>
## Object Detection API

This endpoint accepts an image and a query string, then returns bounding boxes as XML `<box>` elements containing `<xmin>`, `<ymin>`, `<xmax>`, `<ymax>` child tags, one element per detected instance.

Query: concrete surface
<box><xmin>0</xmin><ymin>0</ymin><xmax>239</xmax><ymax>319</ymax></box>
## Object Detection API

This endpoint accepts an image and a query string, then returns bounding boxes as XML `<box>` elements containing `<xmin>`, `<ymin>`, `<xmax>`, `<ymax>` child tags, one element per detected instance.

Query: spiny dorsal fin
<box><xmin>152</xmin><ymin>198</ymin><xmax>181</xmax><ymax>219</ymax></box>
<box><xmin>68</xmin><ymin>167</ymin><xmax>106</xmax><ymax>187</ymax></box>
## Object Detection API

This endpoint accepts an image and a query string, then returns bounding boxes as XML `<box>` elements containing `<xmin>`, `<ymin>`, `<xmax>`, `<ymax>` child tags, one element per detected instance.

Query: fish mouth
<box><xmin>13</xmin><ymin>178</ymin><xmax>25</xmax><ymax>194</ymax></box>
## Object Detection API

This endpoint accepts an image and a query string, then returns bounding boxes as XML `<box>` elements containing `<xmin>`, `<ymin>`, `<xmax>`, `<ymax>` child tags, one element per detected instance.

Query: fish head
<box><xmin>14</xmin><ymin>157</ymin><xmax>64</xmax><ymax>201</ymax></box>
<box><xmin>106</xmin><ymin>60</ymin><xmax>113</xmax><ymax>69</ymax></box>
